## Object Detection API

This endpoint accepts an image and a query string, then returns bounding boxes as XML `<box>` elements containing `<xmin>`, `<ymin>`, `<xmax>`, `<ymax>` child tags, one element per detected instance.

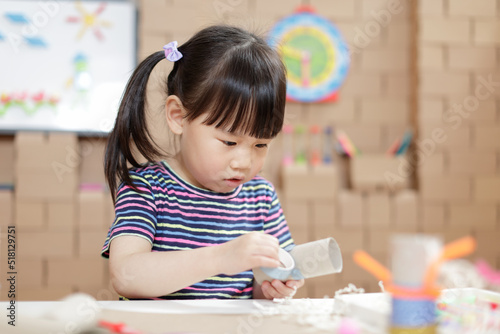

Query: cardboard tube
<box><xmin>288</xmin><ymin>237</ymin><xmax>343</xmax><ymax>279</ymax></box>
<box><xmin>252</xmin><ymin>248</ymin><xmax>295</xmax><ymax>284</ymax></box>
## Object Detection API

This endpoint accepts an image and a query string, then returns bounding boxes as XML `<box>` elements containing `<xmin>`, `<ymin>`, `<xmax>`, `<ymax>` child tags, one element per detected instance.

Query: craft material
<box><xmin>294</xmin><ymin>124</ymin><xmax>307</xmax><ymax>164</ymax></box>
<box><xmin>254</xmin><ymin>238</ymin><xmax>342</xmax><ymax>284</ymax></box>
<box><xmin>253</xmin><ymin>248</ymin><xmax>296</xmax><ymax>284</ymax></box>
<box><xmin>354</xmin><ymin>235</ymin><xmax>477</xmax><ymax>334</ymax></box>
<box><xmin>395</xmin><ymin>129</ymin><xmax>413</xmax><ymax>156</ymax></box>
<box><xmin>476</xmin><ymin>259</ymin><xmax>500</xmax><ymax>286</ymax></box>
<box><xmin>309</xmin><ymin>124</ymin><xmax>321</xmax><ymax>166</ymax></box>
<box><xmin>323</xmin><ymin>126</ymin><xmax>334</xmax><ymax>164</ymax></box>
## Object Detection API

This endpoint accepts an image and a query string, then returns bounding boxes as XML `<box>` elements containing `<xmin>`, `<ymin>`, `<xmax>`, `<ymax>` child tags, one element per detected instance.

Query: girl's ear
<box><xmin>165</xmin><ymin>95</ymin><xmax>185</xmax><ymax>135</ymax></box>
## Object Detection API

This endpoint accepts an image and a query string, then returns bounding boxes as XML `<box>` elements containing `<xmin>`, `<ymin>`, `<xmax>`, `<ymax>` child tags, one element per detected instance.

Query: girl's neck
<box><xmin>164</xmin><ymin>154</ymin><xmax>201</xmax><ymax>190</ymax></box>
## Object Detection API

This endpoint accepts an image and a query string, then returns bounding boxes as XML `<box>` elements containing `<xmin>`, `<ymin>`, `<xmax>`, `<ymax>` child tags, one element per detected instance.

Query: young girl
<box><xmin>101</xmin><ymin>25</ymin><xmax>304</xmax><ymax>300</ymax></box>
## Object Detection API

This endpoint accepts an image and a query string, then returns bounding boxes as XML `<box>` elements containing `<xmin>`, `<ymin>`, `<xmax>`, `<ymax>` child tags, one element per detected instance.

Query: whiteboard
<box><xmin>0</xmin><ymin>0</ymin><xmax>137</xmax><ymax>134</ymax></box>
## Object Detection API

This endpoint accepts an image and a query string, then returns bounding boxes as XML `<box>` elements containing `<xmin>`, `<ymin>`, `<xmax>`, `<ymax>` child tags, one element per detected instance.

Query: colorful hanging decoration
<box><xmin>268</xmin><ymin>5</ymin><xmax>350</xmax><ymax>103</ymax></box>
<box><xmin>66</xmin><ymin>1</ymin><xmax>112</xmax><ymax>41</ymax></box>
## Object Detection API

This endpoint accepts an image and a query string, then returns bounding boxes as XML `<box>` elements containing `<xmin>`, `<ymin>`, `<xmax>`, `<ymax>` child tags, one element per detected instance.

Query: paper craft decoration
<box><xmin>268</xmin><ymin>5</ymin><xmax>350</xmax><ymax>103</ymax></box>
<box><xmin>354</xmin><ymin>235</ymin><xmax>476</xmax><ymax>333</ymax></box>
<box><xmin>0</xmin><ymin>0</ymin><xmax>136</xmax><ymax>133</ymax></box>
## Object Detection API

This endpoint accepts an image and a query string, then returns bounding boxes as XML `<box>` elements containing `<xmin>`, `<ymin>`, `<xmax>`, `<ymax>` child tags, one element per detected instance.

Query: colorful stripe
<box><xmin>101</xmin><ymin>161</ymin><xmax>294</xmax><ymax>300</ymax></box>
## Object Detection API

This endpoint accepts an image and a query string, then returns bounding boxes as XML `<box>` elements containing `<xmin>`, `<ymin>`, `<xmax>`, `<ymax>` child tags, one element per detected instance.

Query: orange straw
<box><xmin>423</xmin><ymin>236</ymin><xmax>476</xmax><ymax>290</ymax></box>
<box><xmin>353</xmin><ymin>250</ymin><xmax>392</xmax><ymax>283</ymax></box>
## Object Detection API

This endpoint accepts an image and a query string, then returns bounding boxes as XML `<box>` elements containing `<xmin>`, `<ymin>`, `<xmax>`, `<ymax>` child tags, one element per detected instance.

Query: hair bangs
<box><xmin>198</xmin><ymin>50</ymin><xmax>286</xmax><ymax>139</ymax></box>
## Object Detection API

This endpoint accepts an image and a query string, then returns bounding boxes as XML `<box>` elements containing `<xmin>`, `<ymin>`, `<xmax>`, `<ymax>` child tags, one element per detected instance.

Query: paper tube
<box><xmin>288</xmin><ymin>237</ymin><xmax>343</xmax><ymax>279</ymax></box>
<box><xmin>252</xmin><ymin>248</ymin><xmax>296</xmax><ymax>284</ymax></box>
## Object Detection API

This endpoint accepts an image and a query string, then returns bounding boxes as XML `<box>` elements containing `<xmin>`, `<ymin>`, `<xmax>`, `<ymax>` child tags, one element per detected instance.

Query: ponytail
<box><xmin>105</xmin><ymin>51</ymin><xmax>166</xmax><ymax>202</ymax></box>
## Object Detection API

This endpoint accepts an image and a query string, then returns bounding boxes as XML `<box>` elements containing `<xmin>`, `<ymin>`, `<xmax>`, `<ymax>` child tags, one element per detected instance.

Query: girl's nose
<box><xmin>230</xmin><ymin>150</ymin><xmax>251</xmax><ymax>170</ymax></box>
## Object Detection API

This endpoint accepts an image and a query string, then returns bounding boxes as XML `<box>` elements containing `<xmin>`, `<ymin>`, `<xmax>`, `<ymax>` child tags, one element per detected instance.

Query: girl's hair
<box><xmin>105</xmin><ymin>25</ymin><xmax>287</xmax><ymax>201</ymax></box>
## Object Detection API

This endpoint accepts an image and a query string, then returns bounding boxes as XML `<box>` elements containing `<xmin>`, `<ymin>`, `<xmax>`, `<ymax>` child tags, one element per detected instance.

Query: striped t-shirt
<box><xmin>101</xmin><ymin>161</ymin><xmax>294</xmax><ymax>299</ymax></box>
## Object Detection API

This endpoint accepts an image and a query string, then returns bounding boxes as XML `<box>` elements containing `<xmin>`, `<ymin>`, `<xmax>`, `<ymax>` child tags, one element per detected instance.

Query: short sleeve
<box><xmin>101</xmin><ymin>172</ymin><xmax>158</xmax><ymax>258</ymax></box>
<box><xmin>263</xmin><ymin>185</ymin><xmax>294</xmax><ymax>251</ymax></box>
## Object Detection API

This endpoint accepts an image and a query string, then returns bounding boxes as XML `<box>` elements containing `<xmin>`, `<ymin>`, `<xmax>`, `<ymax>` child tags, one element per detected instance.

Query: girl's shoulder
<box><xmin>129</xmin><ymin>161</ymin><xmax>166</xmax><ymax>176</ymax></box>
<box><xmin>241</xmin><ymin>175</ymin><xmax>277</xmax><ymax>195</ymax></box>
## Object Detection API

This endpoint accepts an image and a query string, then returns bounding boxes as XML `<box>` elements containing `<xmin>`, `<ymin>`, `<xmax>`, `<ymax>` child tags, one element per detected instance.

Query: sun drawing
<box><xmin>66</xmin><ymin>1</ymin><xmax>112</xmax><ymax>41</ymax></box>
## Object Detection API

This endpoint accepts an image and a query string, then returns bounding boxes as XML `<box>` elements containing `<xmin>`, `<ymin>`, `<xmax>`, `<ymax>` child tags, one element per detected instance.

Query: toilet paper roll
<box><xmin>288</xmin><ymin>237</ymin><xmax>343</xmax><ymax>279</ymax></box>
<box><xmin>253</xmin><ymin>248</ymin><xmax>296</xmax><ymax>284</ymax></box>
<box><xmin>252</xmin><ymin>237</ymin><xmax>343</xmax><ymax>284</ymax></box>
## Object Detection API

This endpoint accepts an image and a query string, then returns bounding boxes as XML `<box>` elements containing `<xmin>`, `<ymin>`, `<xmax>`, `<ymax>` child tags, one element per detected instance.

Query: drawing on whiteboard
<box><xmin>0</xmin><ymin>0</ymin><xmax>136</xmax><ymax>133</ymax></box>
<box><xmin>66</xmin><ymin>1</ymin><xmax>112</xmax><ymax>41</ymax></box>
<box><xmin>4</xmin><ymin>11</ymin><xmax>48</xmax><ymax>48</ymax></box>
<box><xmin>0</xmin><ymin>91</ymin><xmax>59</xmax><ymax>117</ymax></box>
<box><xmin>4</xmin><ymin>12</ymin><xmax>30</xmax><ymax>24</ymax></box>
<box><xmin>65</xmin><ymin>53</ymin><xmax>92</xmax><ymax>110</ymax></box>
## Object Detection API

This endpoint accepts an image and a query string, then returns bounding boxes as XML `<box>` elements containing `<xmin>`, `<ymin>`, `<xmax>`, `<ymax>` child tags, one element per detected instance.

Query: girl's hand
<box><xmin>258</xmin><ymin>279</ymin><xmax>305</xmax><ymax>300</ymax></box>
<box><xmin>215</xmin><ymin>232</ymin><xmax>280</xmax><ymax>276</ymax></box>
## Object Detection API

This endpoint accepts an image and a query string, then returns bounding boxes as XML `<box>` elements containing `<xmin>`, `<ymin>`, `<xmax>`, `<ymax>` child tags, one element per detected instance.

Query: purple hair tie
<box><xmin>163</xmin><ymin>41</ymin><xmax>183</xmax><ymax>62</ymax></box>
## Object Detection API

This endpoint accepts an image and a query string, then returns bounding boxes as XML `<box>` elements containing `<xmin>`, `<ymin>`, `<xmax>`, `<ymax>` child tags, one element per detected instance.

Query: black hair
<box><xmin>105</xmin><ymin>25</ymin><xmax>287</xmax><ymax>201</ymax></box>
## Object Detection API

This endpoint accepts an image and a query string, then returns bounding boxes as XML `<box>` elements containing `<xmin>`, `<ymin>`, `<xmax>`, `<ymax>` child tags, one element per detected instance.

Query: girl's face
<box><xmin>174</xmin><ymin>114</ymin><xmax>272</xmax><ymax>193</ymax></box>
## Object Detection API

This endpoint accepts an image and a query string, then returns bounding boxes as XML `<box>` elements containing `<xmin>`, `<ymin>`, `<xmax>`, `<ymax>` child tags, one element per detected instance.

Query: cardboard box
<box><xmin>421</xmin><ymin>203</ymin><xmax>446</xmax><ymax>232</ymax></box>
<box><xmin>16</xmin><ymin>168</ymin><xmax>78</xmax><ymax>200</ymax></box>
<box><xmin>474</xmin><ymin>230</ymin><xmax>500</xmax><ymax>265</ymax></box>
<box><xmin>282</xmin><ymin>164</ymin><xmax>338</xmax><ymax>201</ymax></box>
<box><xmin>449</xmin><ymin>204</ymin><xmax>496</xmax><ymax>230</ymax></box>
<box><xmin>15</xmin><ymin>200</ymin><xmax>45</xmax><ymax>230</ymax></box>
<box><xmin>16</xmin><ymin>132</ymin><xmax>79</xmax><ymax>170</ymax></box>
<box><xmin>393</xmin><ymin>190</ymin><xmax>419</xmax><ymax>232</ymax></box>
<box><xmin>418</xmin><ymin>124</ymin><xmax>471</xmax><ymax>150</ymax></box>
<box><xmin>139</xmin><ymin>0</ymin><xmax>170</xmax><ymax>34</ymax></box>
<box><xmin>340</xmin><ymin>255</ymin><xmax>375</xmax><ymax>281</ymax></box>
<box><xmin>337</xmin><ymin>125</ymin><xmax>383</xmax><ymax>153</ymax></box>
<box><xmin>338</xmin><ymin>191</ymin><xmax>364</xmax><ymax>228</ymax></box>
<box><xmin>474</xmin><ymin>176</ymin><xmax>500</xmax><ymax>202</ymax></box>
<box><xmin>420</xmin><ymin>177</ymin><xmax>471</xmax><ymax>202</ymax></box>
<box><xmin>17</xmin><ymin>231</ymin><xmax>74</xmax><ymax>260</ymax></box>
<box><xmin>79</xmin><ymin>137</ymin><xmax>107</xmax><ymax>185</ymax></box>
<box><xmin>367</xmin><ymin>229</ymin><xmax>392</xmax><ymax>254</ymax></box>
<box><xmin>448</xmin><ymin>151</ymin><xmax>496</xmax><ymax>175</ymax></box>
<box><xmin>0</xmin><ymin>136</ymin><xmax>14</xmax><ymax>184</ymax></box>
<box><xmin>332</xmin><ymin>228</ymin><xmax>365</xmax><ymax>253</ymax></box>
<box><xmin>79</xmin><ymin>231</ymin><xmax>107</xmax><ymax>258</ymax></box>
<box><xmin>17</xmin><ymin>259</ymin><xmax>44</xmax><ymax>289</ymax></box>
<box><xmin>78</xmin><ymin>190</ymin><xmax>107</xmax><ymax>231</ymax></box>
<box><xmin>448</xmin><ymin>0</ymin><xmax>496</xmax><ymax>17</ymax></box>
<box><xmin>365</xmin><ymin>193</ymin><xmax>392</xmax><ymax>229</ymax></box>
<box><xmin>17</xmin><ymin>287</ymin><xmax>74</xmax><ymax>301</ymax></box>
<box><xmin>15</xmin><ymin>132</ymin><xmax>79</xmax><ymax>200</ymax></box>
<box><xmin>47</xmin><ymin>258</ymin><xmax>106</xmax><ymax>288</ymax></box>
<box><xmin>0</xmin><ymin>189</ymin><xmax>13</xmax><ymax>228</ymax></box>
<box><xmin>417</xmin><ymin>152</ymin><xmax>445</xmax><ymax>176</ymax></box>
<box><xmin>351</xmin><ymin>154</ymin><xmax>409</xmax><ymax>192</ymax></box>
<box><xmin>283</xmin><ymin>199</ymin><xmax>311</xmax><ymax>245</ymax></box>
<box><xmin>311</xmin><ymin>201</ymin><xmax>336</xmax><ymax>240</ymax></box>
<box><xmin>47</xmin><ymin>200</ymin><xmax>76</xmax><ymax>231</ymax></box>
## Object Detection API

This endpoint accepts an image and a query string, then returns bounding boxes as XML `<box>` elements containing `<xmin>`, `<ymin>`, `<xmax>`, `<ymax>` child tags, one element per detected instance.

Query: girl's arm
<box><xmin>109</xmin><ymin>231</ymin><xmax>281</xmax><ymax>298</ymax></box>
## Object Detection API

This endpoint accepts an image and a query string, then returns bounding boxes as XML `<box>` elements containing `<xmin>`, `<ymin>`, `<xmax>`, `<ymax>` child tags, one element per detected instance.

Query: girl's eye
<box><xmin>223</xmin><ymin>141</ymin><xmax>237</xmax><ymax>146</ymax></box>
<box><xmin>256</xmin><ymin>144</ymin><xmax>268</xmax><ymax>148</ymax></box>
